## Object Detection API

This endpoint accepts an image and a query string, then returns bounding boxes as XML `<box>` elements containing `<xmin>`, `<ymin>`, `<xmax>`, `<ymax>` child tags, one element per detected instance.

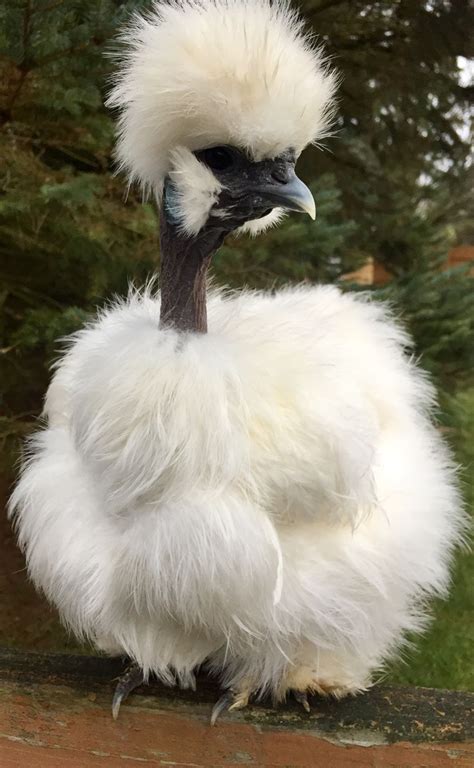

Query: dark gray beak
<box><xmin>258</xmin><ymin>169</ymin><xmax>316</xmax><ymax>219</ymax></box>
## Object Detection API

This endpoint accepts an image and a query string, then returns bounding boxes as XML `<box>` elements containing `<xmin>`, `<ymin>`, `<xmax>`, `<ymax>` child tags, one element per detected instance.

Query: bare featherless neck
<box><xmin>158</xmin><ymin>209</ymin><xmax>227</xmax><ymax>334</ymax></box>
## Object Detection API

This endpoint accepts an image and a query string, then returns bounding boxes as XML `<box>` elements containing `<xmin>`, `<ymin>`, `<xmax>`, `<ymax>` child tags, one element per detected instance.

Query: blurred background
<box><xmin>0</xmin><ymin>0</ymin><xmax>472</xmax><ymax>690</ymax></box>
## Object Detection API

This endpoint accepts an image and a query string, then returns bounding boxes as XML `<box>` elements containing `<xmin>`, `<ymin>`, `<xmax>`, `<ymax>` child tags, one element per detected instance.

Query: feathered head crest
<box><xmin>107</xmin><ymin>0</ymin><xmax>337</xmax><ymax>195</ymax></box>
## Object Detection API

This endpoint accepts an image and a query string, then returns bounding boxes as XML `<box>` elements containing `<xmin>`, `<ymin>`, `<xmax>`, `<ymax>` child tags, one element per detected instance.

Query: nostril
<box><xmin>271</xmin><ymin>168</ymin><xmax>290</xmax><ymax>184</ymax></box>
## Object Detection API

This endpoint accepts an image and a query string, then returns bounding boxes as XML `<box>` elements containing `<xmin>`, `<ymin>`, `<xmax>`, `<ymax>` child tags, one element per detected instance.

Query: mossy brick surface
<box><xmin>0</xmin><ymin>648</ymin><xmax>472</xmax><ymax>767</ymax></box>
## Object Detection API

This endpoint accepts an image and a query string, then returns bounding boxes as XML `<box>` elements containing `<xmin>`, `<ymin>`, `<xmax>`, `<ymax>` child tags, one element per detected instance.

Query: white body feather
<box><xmin>10</xmin><ymin>285</ymin><xmax>464</xmax><ymax>697</ymax></box>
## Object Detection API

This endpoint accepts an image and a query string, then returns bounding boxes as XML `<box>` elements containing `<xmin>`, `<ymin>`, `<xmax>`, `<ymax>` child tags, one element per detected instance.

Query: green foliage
<box><xmin>376</xmin><ymin>264</ymin><xmax>474</xmax><ymax>387</ymax></box>
<box><xmin>0</xmin><ymin>0</ymin><xmax>156</xmax><ymax>415</ymax></box>
<box><xmin>368</xmin><ymin>182</ymin><xmax>474</xmax><ymax>388</ymax></box>
<box><xmin>304</xmin><ymin>0</ymin><xmax>473</xmax><ymax>266</ymax></box>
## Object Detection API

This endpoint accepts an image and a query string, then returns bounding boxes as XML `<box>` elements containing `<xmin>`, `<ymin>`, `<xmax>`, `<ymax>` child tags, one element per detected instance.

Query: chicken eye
<box><xmin>199</xmin><ymin>146</ymin><xmax>235</xmax><ymax>172</ymax></box>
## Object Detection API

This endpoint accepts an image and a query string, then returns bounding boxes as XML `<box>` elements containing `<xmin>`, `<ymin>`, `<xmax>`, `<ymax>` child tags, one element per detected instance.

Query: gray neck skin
<box><xmin>158</xmin><ymin>208</ymin><xmax>227</xmax><ymax>334</ymax></box>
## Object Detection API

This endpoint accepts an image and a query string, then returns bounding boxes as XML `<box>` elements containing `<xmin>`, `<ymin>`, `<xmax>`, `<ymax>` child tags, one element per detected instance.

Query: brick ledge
<box><xmin>0</xmin><ymin>647</ymin><xmax>472</xmax><ymax>767</ymax></box>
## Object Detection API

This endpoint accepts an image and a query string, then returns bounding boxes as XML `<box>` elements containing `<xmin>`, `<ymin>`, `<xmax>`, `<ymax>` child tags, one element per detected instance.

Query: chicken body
<box><xmin>10</xmin><ymin>284</ymin><xmax>463</xmax><ymax>700</ymax></box>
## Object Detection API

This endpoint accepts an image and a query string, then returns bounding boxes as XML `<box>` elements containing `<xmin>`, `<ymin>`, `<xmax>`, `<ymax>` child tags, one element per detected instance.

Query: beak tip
<box><xmin>286</xmin><ymin>178</ymin><xmax>316</xmax><ymax>220</ymax></box>
<box><xmin>257</xmin><ymin>170</ymin><xmax>316</xmax><ymax>221</ymax></box>
<box><xmin>301</xmin><ymin>197</ymin><xmax>316</xmax><ymax>220</ymax></box>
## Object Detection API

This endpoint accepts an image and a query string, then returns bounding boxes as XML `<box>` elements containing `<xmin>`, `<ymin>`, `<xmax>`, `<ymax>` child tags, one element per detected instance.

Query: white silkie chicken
<box><xmin>10</xmin><ymin>0</ymin><xmax>465</xmax><ymax>723</ymax></box>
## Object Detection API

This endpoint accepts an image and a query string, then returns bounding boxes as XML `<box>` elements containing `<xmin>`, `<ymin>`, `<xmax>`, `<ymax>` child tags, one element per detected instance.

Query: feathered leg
<box><xmin>283</xmin><ymin>661</ymin><xmax>368</xmax><ymax>715</ymax></box>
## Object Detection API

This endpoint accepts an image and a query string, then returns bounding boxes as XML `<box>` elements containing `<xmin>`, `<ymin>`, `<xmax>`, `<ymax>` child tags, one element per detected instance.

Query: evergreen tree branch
<box><xmin>34</xmin><ymin>39</ymin><xmax>105</xmax><ymax>68</ymax></box>
<box><xmin>1</xmin><ymin>0</ymin><xmax>33</xmax><ymax>122</ymax></box>
<box><xmin>22</xmin><ymin>0</ymin><xmax>32</xmax><ymax>61</ymax></box>
<box><xmin>3</xmin><ymin>70</ymin><xmax>30</xmax><ymax>124</ymax></box>
<box><xmin>333</xmin><ymin>30</ymin><xmax>408</xmax><ymax>51</ymax></box>
<box><xmin>31</xmin><ymin>0</ymin><xmax>66</xmax><ymax>15</ymax></box>
<box><xmin>310</xmin><ymin>0</ymin><xmax>350</xmax><ymax>14</ymax></box>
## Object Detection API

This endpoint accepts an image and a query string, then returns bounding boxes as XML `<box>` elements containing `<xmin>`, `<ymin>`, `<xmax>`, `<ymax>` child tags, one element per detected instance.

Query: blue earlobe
<box><xmin>163</xmin><ymin>179</ymin><xmax>182</xmax><ymax>226</ymax></box>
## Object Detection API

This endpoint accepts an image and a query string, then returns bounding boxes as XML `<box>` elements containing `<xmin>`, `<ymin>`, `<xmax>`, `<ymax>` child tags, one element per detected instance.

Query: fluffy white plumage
<box><xmin>11</xmin><ymin>286</ymin><xmax>464</xmax><ymax>696</ymax></box>
<box><xmin>10</xmin><ymin>0</ymin><xmax>465</xmax><ymax>708</ymax></box>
